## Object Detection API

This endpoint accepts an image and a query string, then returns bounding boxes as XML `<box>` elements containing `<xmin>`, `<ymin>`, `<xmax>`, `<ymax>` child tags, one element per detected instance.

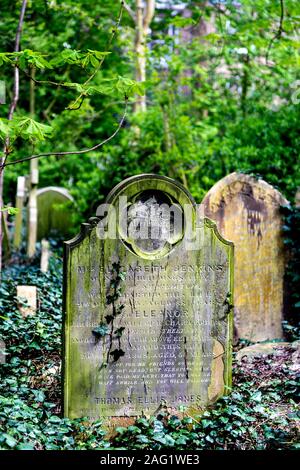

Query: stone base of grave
<box><xmin>236</xmin><ymin>341</ymin><xmax>300</xmax><ymax>362</ymax></box>
<box><xmin>103</xmin><ymin>407</ymin><xmax>202</xmax><ymax>437</ymax></box>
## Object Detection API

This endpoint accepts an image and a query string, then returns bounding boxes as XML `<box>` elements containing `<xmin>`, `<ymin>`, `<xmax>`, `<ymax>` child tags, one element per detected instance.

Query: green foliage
<box><xmin>0</xmin><ymin>252</ymin><xmax>108</xmax><ymax>450</ymax></box>
<box><xmin>0</xmin><ymin>250</ymin><xmax>299</xmax><ymax>450</ymax></box>
<box><xmin>2</xmin><ymin>0</ymin><xmax>299</xmax><ymax>224</ymax></box>
<box><xmin>110</xmin><ymin>354</ymin><xmax>299</xmax><ymax>450</ymax></box>
<box><xmin>0</xmin><ymin>206</ymin><xmax>19</xmax><ymax>215</ymax></box>
<box><xmin>0</xmin><ymin>117</ymin><xmax>53</xmax><ymax>143</ymax></box>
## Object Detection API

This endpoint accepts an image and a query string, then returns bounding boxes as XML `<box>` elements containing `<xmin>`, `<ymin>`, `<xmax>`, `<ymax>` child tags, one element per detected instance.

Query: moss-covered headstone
<box><xmin>202</xmin><ymin>172</ymin><xmax>289</xmax><ymax>342</ymax></box>
<box><xmin>37</xmin><ymin>186</ymin><xmax>74</xmax><ymax>240</ymax></box>
<box><xmin>63</xmin><ymin>175</ymin><xmax>233</xmax><ymax>421</ymax></box>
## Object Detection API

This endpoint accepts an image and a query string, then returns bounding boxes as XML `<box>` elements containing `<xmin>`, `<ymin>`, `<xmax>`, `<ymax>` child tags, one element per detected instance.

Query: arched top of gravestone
<box><xmin>202</xmin><ymin>172</ymin><xmax>289</xmax><ymax>213</ymax></box>
<box><xmin>105</xmin><ymin>174</ymin><xmax>197</xmax><ymax>207</ymax></box>
<box><xmin>65</xmin><ymin>174</ymin><xmax>198</xmax><ymax>254</ymax></box>
<box><xmin>36</xmin><ymin>186</ymin><xmax>74</xmax><ymax>201</ymax></box>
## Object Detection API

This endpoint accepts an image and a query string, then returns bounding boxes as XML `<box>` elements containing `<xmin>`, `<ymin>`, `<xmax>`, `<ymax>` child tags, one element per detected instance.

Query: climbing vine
<box><xmin>92</xmin><ymin>261</ymin><xmax>126</xmax><ymax>368</ymax></box>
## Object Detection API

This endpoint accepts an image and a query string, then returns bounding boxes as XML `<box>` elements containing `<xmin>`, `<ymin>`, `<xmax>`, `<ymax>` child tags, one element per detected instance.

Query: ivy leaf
<box><xmin>3</xmin><ymin>433</ymin><xmax>17</xmax><ymax>448</ymax></box>
<box><xmin>110</xmin><ymin>348</ymin><xmax>125</xmax><ymax>362</ymax></box>
<box><xmin>105</xmin><ymin>314</ymin><xmax>114</xmax><ymax>324</ymax></box>
<box><xmin>92</xmin><ymin>323</ymin><xmax>109</xmax><ymax>338</ymax></box>
<box><xmin>252</xmin><ymin>391</ymin><xmax>262</xmax><ymax>402</ymax></box>
<box><xmin>114</xmin><ymin>327</ymin><xmax>125</xmax><ymax>338</ymax></box>
<box><xmin>17</xmin><ymin>443</ymin><xmax>35</xmax><ymax>450</ymax></box>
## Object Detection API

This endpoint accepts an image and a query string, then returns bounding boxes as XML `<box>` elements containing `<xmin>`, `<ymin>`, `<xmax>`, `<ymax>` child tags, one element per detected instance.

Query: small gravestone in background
<box><xmin>36</xmin><ymin>186</ymin><xmax>74</xmax><ymax>240</ymax></box>
<box><xmin>63</xmin><ymin>174</ymin><xmax>233</xmax><ymax>422</ymax></box>
<box><xmin>16</xmin><ymin>286</ymin><xmax>37</xmax><ymax>317</ymax></box>
<box><xmin>202</xmin><ymin>172</ymin><xmax>289</xmax><ymax>342</ymax></box>
<box><xmin>40</xmin><ymin>239</ymin><xmax>50</xmax><ymax>273</ymax></box>
<box><xmin>13</xmin><ymin>176</ymin><xmax>26</xmax><ymax>249</ymax></box>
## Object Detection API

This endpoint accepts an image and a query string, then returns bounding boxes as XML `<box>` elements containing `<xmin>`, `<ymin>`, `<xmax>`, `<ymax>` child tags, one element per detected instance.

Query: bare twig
<box><xmin>123</xmin><ymin>0</ymin><xmax>135</xmax><ymax>21</ymax></box>
<box><xmin>1</xmin><ymin>99</ymin><xmax>128</xmax><ymax>168</ymax></box>
<box><xmin>208</xmin><ymin>0</ymin><xmax>232</xmax><ymax>20</ymax></box>
<box><xmin>83</xmin><ymin>1</ymin><xmax>124</xmax><ymax>87</ymax></box>
<box><xmin>266</xmin><ymin>0</ymin><xmax>285</xmax><ymax>65</ymax></box>
<box><xmin>18</xmin><ymin>1</ymin><xmax>125</xmax><ymax>110</ymax></box>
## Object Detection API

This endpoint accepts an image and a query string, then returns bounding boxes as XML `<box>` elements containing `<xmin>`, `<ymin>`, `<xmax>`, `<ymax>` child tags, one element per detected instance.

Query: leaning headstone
<box><xmin>202</xmin><ymin>172</ymin><xmax>289</xmax><ymax>342</ymax></box>
<box><xmin>13</xmin><ymin>176</ymin><xmax>26</xmax><ymax>249</ymax></box>
<box><xmin>16</xmin><ymin>286</ymin><xmax>37</xmax><ymax>318</ymax></box>
<box><xmin>63</xmin><ymin>174</ymin><xmax>234</xmax><ymax>422</ymax></box>
<box><xmin>36</xmin><ymin>186</ymin><xmax>74</xmax><ymax>240</ymax></box>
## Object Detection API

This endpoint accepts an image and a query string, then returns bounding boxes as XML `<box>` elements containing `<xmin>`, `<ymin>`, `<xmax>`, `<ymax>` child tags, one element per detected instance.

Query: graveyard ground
<box><xmin>0</xmin><ymin>247</ymin><xmax>299</xmax><ymax>451</ymax></box>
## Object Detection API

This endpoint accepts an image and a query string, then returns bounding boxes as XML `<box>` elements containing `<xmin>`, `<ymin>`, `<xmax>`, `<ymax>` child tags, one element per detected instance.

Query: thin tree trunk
<box><xmin>0</xmin><ymin>0</ymin><xmax>27</xmax><ymax>273</ymax></box>
<box><xmin>27</xmin><ymin>67</ymin><xmax>38</xmax><ymax>258</ymax></box>
<box><xmin>133</xmin><ymin>0</ymin><xmax>155</xmax><ymax>113</ymax></box>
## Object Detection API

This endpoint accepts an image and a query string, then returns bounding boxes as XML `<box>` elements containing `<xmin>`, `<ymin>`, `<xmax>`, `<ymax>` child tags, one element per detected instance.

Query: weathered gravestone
<box><xmin>36</xmin><ymin>186</ymin><xmax>74</xmax><ymax>240</ymax></box>
<box><xmin>202</xmin><ymin>172</ymin><xmax>289</xmax><ymax>342</ymax></box>
<box><xmin>63</xmin><ymin>174</ymin><xmax>233</xmax><ymax>422</ymax></box>
<box><xmin>40</xmin><ymin>239</ymin><xmax>50</xmax><ymax>273</ymax></box>
<box><xmin>16</xmin><ymin>285</ymin><xmax>37</xmax><ymax>317</ymax></box>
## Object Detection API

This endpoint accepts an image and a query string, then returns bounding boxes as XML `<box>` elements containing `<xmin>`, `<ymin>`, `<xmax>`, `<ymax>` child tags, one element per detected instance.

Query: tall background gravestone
<box><xmin>63</xmin><ymin>174</ymin><xmax>234</xmax><ymax>422</ymax></box>
<box><xmin>37</xmin><ymin>186</ymin><xmax>74</xmax><ymax>240</ymax></box>
<box><xmin>202</xmin><ymin>172</ymin><xmax>289</xmax><ymax>342</ymax></box>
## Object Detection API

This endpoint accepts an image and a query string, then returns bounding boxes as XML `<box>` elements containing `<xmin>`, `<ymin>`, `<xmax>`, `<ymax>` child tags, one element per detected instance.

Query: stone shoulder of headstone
<box><xmin>203</xmin><ymin>216</ymin><xmax>235</xmax><ymax>247</ymax></box>
<box><xmin>63</xmin><ymin>174</ymin><xmax>234</xmax><ymax>422</ymax></box>
<box><xmin>202</xmin><ymin>172</ymin><xmax>289</xmax><ymax>343</ymax></box>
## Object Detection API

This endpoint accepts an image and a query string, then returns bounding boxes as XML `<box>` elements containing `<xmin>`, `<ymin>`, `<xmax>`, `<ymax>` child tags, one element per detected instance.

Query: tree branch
<box><xmin>143</xmin><ymin>0</ymin><xmax>155</xmax><ymax>30</ymax></box>
<box><xmin>123</xmin><ymin>1</ymin><xmax>135</xmax><ymax>21</ymax></box>
<box><xmin>18</xmin><ymin>2</ymin><xmax>125</xmax><ymax>105</ymax></box>
<box><xmin>266</xmin><ymin>0</ymin><xmax>285</xmax><ymax>65</ymax></box>
<box><xmin>84</xmin><ymin>1</ymin><xmax>124</xmax><ymax>86</ymax></box>
<box><xmin>1</xmin><ymin>99</ymin><xmax>128</xmax><ymax>168</ymax></box>
<box><xmin>208</xmin><ymin>0</ymin><xmax>232</xmax><ymax>20</ymax></box>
